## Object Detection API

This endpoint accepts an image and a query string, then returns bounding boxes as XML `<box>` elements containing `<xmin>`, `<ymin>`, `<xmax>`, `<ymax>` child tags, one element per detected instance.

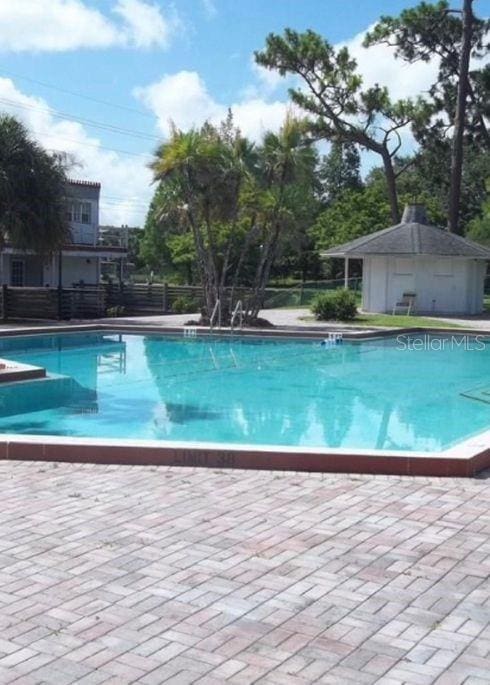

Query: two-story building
<box><xmin>0</xmin><ymin>179</ymin><xmax>127</xmax><ymax>288</ymax></box>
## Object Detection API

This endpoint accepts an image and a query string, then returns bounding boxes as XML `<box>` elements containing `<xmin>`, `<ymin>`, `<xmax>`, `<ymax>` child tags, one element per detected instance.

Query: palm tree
<box><xmin>0</xmin><ymin>114</ymin><xmax>69</xmax><ymax>254</ymax></box>
<box><xmin>151</xmin><ymin>121</ymin><xmax>255</xmax><ymax>321</ymax></box>
<box><xmin>246</xmin><ymin>115</ymin><xmax>315</xmax><ymax>319</ymax></box>
<box><xmin>150</xmin><ymin>114</ymin><xmax>313</xmax><ymax>324</ymax></box>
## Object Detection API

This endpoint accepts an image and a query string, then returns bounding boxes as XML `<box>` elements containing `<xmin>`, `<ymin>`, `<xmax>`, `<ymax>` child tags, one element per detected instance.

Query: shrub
<box><xmin>311</xmin><ymin>289</ymin><xmax>357</xmax><ymax>321</ymax></box>
<box><xmin>171</xmin><ymin>296</ymin><xmax>198</xmax><ymax>314</ymax></box>
<box><xmin>106</xmin><ymin>305</ymin><xmax>125</xmax><ymax>317</ymax></box>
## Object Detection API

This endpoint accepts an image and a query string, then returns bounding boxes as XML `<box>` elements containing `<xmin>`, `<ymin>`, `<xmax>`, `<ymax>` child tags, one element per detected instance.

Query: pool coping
<box><xmin>0</xmin><ymin>323</ymin><xmax>489</xmax><ymax>477</ymax></box>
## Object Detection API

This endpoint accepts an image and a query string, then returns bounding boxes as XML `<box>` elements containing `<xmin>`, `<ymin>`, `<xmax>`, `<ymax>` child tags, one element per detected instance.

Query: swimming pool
<box><xmin>0</xmin><ymin>330</ymin><xmax>489</xmax><ymax>454</ymax></box>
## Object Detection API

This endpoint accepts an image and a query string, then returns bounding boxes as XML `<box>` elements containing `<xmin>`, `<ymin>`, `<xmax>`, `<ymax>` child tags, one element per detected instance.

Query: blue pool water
<box><xmin>0</xmin><ymin>331</ymin><xmax>489</xmax><ymax>452</ymax></box>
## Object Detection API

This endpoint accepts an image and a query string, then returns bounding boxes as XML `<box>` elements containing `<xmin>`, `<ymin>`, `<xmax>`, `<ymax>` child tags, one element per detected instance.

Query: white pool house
<box><xmin>323</xmin><ymin>204</ymin><xmax>490</xmax><ymax>316</ymax></box>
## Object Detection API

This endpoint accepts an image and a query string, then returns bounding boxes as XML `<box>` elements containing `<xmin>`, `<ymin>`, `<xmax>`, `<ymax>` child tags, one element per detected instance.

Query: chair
<box><xmin>392</xmin><ymin>292</ymin><xmax>416</xmax><ymax>316</ymax></box>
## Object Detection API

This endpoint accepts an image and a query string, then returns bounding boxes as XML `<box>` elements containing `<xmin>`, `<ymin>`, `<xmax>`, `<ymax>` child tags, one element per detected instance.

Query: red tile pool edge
<box><xmin>1</xmin><ymin>439</ymin><xmax>489</xmax><ymax>477</ymax></box>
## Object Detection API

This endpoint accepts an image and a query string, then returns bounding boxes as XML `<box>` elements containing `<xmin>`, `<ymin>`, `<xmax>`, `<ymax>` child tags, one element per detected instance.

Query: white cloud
<box><xmin>341</xmin><ymin>24</ymin><xmax>487</xmax><ymax>102</ymax></box>
<box><xmin>134</xmin><ymin>70</ymin><xmax>289</xmax><ymax>141</ymax></box>
<box><xmin>113</xmin><ymin>0</ymin><xmax>181</xmax><ymax>49</ymax></box>
<box><xmin>250</xmin><ymin>61</ymin><xmax>286</xmax><ymax>94</ymax></box>
<box><xmin>0</xmin><ymin>78</ymin><xmax>153</xmax><ymax>225</ymax></box>
<box><xmin>0</xmin><ymin>0</ymin><xmax>179</xmax><ymax>52</ymax></box>
<box><xmin>134</xmin><ymin>71</ymin><xmax>220</xmax><ymax>133</ymax></box>
<box><xmin>230</xmin><ymin>99</ymin><xmax>290</xmax><ymax>141</ymax></box>
<box><xmin>330</xmin><ymin>28</ymin><xmax>442</xmax><ymax>161</ymax></box>
<box><xmin>339</xmin><ymin>26</ymin><xmax>440</xmax><ymax>101</ymax></box>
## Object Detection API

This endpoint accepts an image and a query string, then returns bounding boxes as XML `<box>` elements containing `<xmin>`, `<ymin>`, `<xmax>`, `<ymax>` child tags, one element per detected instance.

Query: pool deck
<box><xmin>100</xmin><ymin>308</ymin><xmax>490</xmax><ymax>333</ymax></box>
<box><xmin>0</xmin><ymin>460</ymin><xmax>489</xmax><ymax>685</ymax></box>
<box><xmin>1</xmin><ymin>308</ymin><xmax>490</xmax><ymax>334</ymax></box>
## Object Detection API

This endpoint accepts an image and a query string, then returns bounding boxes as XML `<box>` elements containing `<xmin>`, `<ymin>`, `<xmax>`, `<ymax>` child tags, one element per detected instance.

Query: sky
<box><xmin>0</xmin><ymin>0</ymin><xmax>488</xmax><ymax>226</ymax></box>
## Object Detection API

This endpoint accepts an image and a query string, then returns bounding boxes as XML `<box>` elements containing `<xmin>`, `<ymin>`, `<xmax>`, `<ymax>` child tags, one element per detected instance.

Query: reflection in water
<box><xmin>153</xmin><ymin>402</ymin><xmax>223</xmax><ymax>427</ymax></box>
<box><xmin>0</xmin><ymin>333</ymin><xmax>487</xmax><ymax>451</ymax></box>
<box><xmin>0</xmin><ymin>336</ymin><xmax>127</xmax><ymax>419</ymax></box>
<box><xmin>375</xmin><ymin>403</ymin><xmax>392</xmax><ymax>450</ymax></box>
<box><xmin>142</xmin><ymin>337</ymin><xmax>406</xmax><ymax>449</ymax></box>
<box><xmin>0</xmin><ymin>420</ymin><xmax>76</xmax><ymax>436</ymax></box>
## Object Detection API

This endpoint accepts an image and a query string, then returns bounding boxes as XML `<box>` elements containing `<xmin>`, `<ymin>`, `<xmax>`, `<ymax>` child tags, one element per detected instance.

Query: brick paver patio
<box><xmin>0</xmin><ymin>461</ymin><xmax>488</xmax><ymax>684</ymax></box>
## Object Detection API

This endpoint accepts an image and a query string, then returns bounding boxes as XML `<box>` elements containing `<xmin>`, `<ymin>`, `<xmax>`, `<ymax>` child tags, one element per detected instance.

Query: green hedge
<box><xmin>311</xmin><ymin>289</ymin><xmax>358</xmax><ymax>321</ymax></box>
<box><xmin>171</xmin><ymin>296</ymin><xmax>199</xmax><ymax>314</ymax></box>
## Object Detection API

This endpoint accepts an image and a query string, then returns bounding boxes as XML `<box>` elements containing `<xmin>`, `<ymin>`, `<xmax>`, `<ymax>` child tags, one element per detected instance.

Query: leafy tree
<box><xmin>319</xmin><ymin>141</ymin><xmax>362</xmax><ymax>203</ymax></box>
<box><xmin>166</xmin><ymin>233</ymin><xmax>197</xmax><ymax>284</ymax></box>
<box><xmin>466</xmin><ymin>180</ymin><xmax>490</xmax><ymax>245</ymax></box>
<box><xmin>0</xmin><ymin>114</ymin><xmax>69</xmax><ymax>254</ymax></box>
<box><xmin>239</xmin><ymin>115</ymin><xmax>318</xmax><ymax>318</ymax></box>
<box><xmin>139</xmin><ymin>182</ymin><xmax>197</xmax><ymax>283</ymax></box>
<box><xmin>413</xmin><ymin>143</ymin><xmax>489</xmax><ymax>229</ymax></box>
<box><xmin>149</xmin><ymin>114</ymin><xmax>316</xmax><ymax>322</ymax></box>
<box><xmin>255</xmin><ymin>30</ymin><xmax>431</xmax><ymax>223</ymax></box>
<box><xmin>268</xmin><ymin>141</ymin><xmax>323</xmax><ymax>283</ymax></box>
<box><xmin>364</xmin><ymin>0</ymin><xmax>490</xmax><ymax>233</ymax></box>
<box><xmin>311</xmin><ymin>183</ymin><xmax>392</xmax><ymax>251</ymax></box>
<box><xmin>311</xmin><ymin>163</ymin><xmax>447</xmax><ymax>251</ymax></box>
<box><xmin>150</xmin><ymin>117</ymin><xmax>254</xmax><ymax>318</ymax></box>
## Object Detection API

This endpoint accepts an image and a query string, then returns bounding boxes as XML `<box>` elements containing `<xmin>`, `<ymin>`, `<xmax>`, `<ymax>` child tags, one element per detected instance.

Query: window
<box><xmin>11</xmin><ymin>260</ymin><xmax>25</xmax><ymax>287</ymax></box>
<box><xmin>66</xmin><ymin>201</ymin><xmax>92</xmax><ymax>224</ymax></box>
<box><xmin>80</xmin><ymin>202</ymin><xmax>91</xmax><ymax>224</ymax></box>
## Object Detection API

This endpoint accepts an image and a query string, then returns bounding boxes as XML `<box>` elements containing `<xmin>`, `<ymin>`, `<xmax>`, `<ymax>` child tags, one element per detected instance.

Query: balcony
<box><xmin>97</xmin><ymin>227</ymin><xmax>129</xmax><ymax>249</ymax></box>
<box><xmin>67</xmin><ymin>221</ymin><xmax>129</xmax><ymax>253</ymax></box>
<box><xmin>70</xmin><ymin>223</ymin><xmax>98</xmax><ymax>246</ymax></box>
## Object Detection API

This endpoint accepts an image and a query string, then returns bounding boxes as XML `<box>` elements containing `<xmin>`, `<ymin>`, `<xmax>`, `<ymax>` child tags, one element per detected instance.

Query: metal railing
<box><xmin>209</xmin><ymin>299</ymin><xmax>221</xmax><ymax>331</ymax></box>
<box><xmin>230</xmin><ymin>300</ymin><xmax>244</xmax><ymax>332</ymax></box>
<box><xmin>262</xmin><ymin>277</ymin><xmax>362</xmax><ymax>309</ymax></box>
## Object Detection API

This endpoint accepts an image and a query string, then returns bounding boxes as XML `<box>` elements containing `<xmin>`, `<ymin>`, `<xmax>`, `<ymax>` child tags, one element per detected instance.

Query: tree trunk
<box><xmin>247</xmin><ymin>220</ymin><xmax>283</xmax><ymax>321</ymax></box>
<box><xmin>229</xmin><ymin>219</ymin><xmax>258</xmax><ymax>310</ymax></box>
<box><xmin>448</xmin><ymin>0</ymin><xmax>473</xmax><ymax>235</ymax></box>
<box><xmin>381</xmin><ymin>151</ymin><xmax>400</xmax><ymax>224</ymax></box>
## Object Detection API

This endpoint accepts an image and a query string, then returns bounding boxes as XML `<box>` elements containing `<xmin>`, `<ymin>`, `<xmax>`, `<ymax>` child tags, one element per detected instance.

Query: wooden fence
<box><xmin>1</xmin><ymin>284</ymin><xmax>207</xmax><ymax>321</ymax></box>
<box><xmin>1</xmin><ymin>286</ymin><xmax>59</xmax><ymax>321</ymax></box>
<box><xmin>105</xmin><ymin>284</ymin><xmax>205</xmax><ymax>315</ymax></box>
<box><xmin>0</xmin><ymin>280</ymin><xmax>363</xmax><ymax>321</ymax></box>
<box><xmin>105</xmin><ymin>284</ymin><xmax>259</xmax><ymax>314</ymax></box>
<box><xmin>1</xmin><ymin>286</ymin><xmax>108</xmax><ymax>321</ymax></box>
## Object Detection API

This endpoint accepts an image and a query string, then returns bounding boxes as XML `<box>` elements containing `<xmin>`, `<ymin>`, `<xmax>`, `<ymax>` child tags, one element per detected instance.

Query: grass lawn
<box><xmin>300</xmin><ymin>312</ymin><xmax>463</xmax><ymax>329</ymax></box>
<box><xmin>352</xmin><ymin>313</ymin><xmax>463</xmax><ymax>329</ymax></box>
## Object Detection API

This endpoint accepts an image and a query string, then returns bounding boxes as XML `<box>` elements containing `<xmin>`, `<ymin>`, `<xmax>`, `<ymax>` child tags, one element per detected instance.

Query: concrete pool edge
<box><xmin>0</xmin><ymin>324</ymin><xmax>489</xmax><ymax>477</ymax></box>
<box><xmin>1</xmin><ymin>321</ymin><xmax>490</xmax><ymax>340</ymax></box>
<box><xmin>0</xmin><ymin>433</ymin><xmax>489</xmax><ymax>477</ymax></box>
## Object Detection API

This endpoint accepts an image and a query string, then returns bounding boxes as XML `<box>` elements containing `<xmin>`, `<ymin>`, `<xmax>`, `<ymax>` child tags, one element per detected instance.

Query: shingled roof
<box><xmin>322</xmin><ymin>204</ymin><xmax>490</xmax><ymax>260</ymax></box>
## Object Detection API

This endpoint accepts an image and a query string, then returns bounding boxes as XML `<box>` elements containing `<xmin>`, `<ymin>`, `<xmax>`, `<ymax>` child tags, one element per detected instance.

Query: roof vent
<box><xmin>401</xmin><ymin>204</ymin><xmax>429</xmax><ymax>225</ymax></box>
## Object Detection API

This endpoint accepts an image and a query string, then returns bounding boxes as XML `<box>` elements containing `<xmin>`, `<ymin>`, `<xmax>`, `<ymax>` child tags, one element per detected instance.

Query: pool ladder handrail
<box><xmin>209</xmin><ymin>299</ymin><xmax>221</xmax><ymax>332</ymax></box>
<box><xmin>230</xmin><ymin>300</ymin><xmax>244</xmax><ymax>333</ymax></box>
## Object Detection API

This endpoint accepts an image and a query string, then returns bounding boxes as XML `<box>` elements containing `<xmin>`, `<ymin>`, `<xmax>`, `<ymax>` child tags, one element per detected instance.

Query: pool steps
<box><xmin>0</xmin><ymin>359</ymin><xmax>46</xmax><ymax>384</ymax></box>
<box><xmin>0</xmin><ymin>374</ymin><xmax>97</xmax><ymax>418</ymax></box>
